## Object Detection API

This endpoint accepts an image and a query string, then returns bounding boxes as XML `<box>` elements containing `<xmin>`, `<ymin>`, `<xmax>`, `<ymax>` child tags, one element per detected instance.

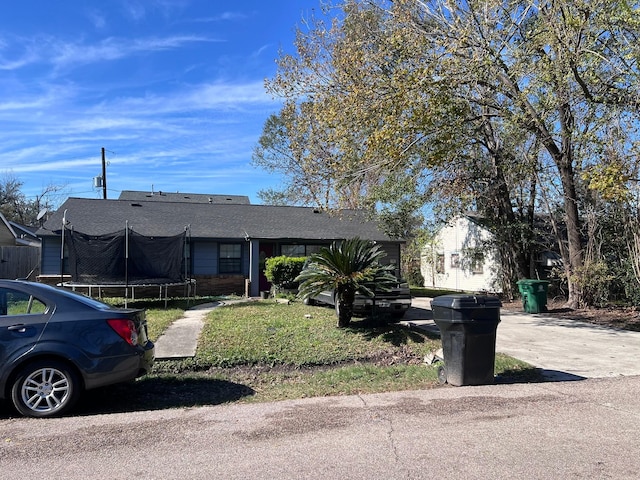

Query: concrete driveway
<box><xmin>405</xmin><ymin>297</ymin><xmax>640</xmax><ymax>380</ymax></box>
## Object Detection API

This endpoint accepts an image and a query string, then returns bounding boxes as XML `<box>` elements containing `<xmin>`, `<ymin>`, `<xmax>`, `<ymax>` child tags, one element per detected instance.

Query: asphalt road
<box><xmin>3</xmin><ymin>298</ymin><xmax>640</xmax><ymax>479</ymax></box>
<box><xmin>1</xmin><ymin>375</ymin><xmax>639</xmax><ymax>479</ymax></box>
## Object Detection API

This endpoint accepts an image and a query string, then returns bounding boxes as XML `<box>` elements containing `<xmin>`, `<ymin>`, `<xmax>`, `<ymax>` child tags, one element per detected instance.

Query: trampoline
<box><xmin>59</xmin><ymin>219</ymin><xmax>194</xmax><ymax>307</ymax></box>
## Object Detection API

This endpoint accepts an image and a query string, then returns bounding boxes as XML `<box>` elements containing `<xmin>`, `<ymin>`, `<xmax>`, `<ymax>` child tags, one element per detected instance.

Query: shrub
<box><xmin>570</xmin><ymin>261</ymin><xmax>615</xmax><ymax>308</ymax></box>
<box><xmin>264</xmin><ymin>256</ymin><xmax>307</xmax><ymax>293</ymax></box>
<box><xmin>405</xmin><ymin>265</ymin><xmax>424</xmax><ymax>287</ymax></box>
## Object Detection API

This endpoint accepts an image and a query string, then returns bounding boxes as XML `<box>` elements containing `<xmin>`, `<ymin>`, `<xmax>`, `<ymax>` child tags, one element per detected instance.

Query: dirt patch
<box><xmin>501</xmin><ymin>299</ymin><xmax>640</xmax><ymax>332</ymax></box>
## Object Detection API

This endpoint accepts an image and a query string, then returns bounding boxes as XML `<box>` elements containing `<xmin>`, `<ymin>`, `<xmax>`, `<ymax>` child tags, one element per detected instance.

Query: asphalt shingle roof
<box><xmin>39</xmin><ymin>197</ymin><xmax>397</xmax><ymax>242</ymax></box>
<box><xmin>118</xmin><ymin>190</ymin><xmax>250</xmax><ymax>204</ymax></box>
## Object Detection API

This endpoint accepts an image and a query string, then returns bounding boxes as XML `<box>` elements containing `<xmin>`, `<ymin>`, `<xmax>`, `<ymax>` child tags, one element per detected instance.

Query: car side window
<box><xmin>0</xmin><ymin>288</ymin><xmax>47</xmax><ymax>316</ymax></box>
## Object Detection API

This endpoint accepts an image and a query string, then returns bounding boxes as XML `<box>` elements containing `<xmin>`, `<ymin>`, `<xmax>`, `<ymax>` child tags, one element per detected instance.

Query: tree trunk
<box><xmin>558</xmin><ymin>157</ymin><xmax>584</xmax><ymax>308</ymax></box>
<box><xmin>479</xmin><ymin>114</ymin><xmax>530</xmax><ymax>295</ymax></box>
<box><xmin>335</xmin><ymin>289</ymin><xmax>355</xmax><ymax>328</ymax></box>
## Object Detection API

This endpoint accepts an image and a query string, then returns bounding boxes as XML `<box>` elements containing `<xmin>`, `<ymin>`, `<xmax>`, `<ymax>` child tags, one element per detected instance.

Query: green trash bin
<box><xmin>517</xmin><ymin>279</ymin><xmax>550</xmax><ymax>313</ymax></box>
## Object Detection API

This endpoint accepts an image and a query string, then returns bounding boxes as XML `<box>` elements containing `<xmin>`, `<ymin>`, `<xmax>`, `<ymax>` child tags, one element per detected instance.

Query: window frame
<box><xmin>219</xmin><ymin>243</ymin><xmax>242</xmax><ymax>274</ymax></box>
<box><xmin>0</xmin><ymin>288</ymin><xmax>47</xmax><ymax>316</ymax></box>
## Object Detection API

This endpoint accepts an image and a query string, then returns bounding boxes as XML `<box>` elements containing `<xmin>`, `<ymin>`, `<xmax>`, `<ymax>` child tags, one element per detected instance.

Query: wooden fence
<box><xmin>0</xmin><ymin>246</ymin><xmax>40</xmax><ymax>280</ymax></box>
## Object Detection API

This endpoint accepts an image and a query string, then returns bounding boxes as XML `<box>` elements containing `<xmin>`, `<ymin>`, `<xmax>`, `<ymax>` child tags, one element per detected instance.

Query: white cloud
<box><xmin>122</xmin><ymin>1</ymin><xmax>147</xmax><ymax>22</ymax></box>
<box><xmin>0</xmin><ymin>32</ymin><xmax>220</xmax><ymax>74</ymax></box>
<box><xmin>0</xmin><ymin>84</ymin><xmax>75</xmax><ymax>111</ymax></box>
<box><xmin>190</xmin><ymin>12</ymin><xmax>250</xmax><ymax>23</ymax></box>
<box><xmin>86</xmin><ymin>8</ymin><xmax>107</xmax><ymax>30</ymax></box>
<box><xmin>51</xmin><ymin>35</ymin><xmax>215</xmax><ymax>70</ymax></box>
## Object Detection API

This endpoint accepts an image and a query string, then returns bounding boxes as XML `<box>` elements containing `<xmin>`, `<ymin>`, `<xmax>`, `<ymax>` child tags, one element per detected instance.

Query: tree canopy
<box><xmin>0</xmin><ymin>174</ymin><xmax>65</xmax><ymax>227</ymax></box>
<box><xmin>256</xmin><ymin>0</ymin><xmax>640</xmax><ymax>307</ymax></box>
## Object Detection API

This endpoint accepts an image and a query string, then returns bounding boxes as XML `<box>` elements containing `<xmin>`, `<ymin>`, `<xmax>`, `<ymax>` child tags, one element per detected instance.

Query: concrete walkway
<box><xmin>153</xmin><ymin>302</ymin><xmax>220</xmax><ymax>359</ymax></box>
<box><xmin>154</xmin><ymin>296</ymin><xmax>640</xmax><ymax>380</ymax></box>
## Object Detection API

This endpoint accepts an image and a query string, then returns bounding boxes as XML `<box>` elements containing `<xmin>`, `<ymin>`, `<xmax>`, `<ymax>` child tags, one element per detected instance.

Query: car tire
<box><xmin>11</xmin><ymin>360</ymin><xmax>81</xmax><ymax>418</ymax></box>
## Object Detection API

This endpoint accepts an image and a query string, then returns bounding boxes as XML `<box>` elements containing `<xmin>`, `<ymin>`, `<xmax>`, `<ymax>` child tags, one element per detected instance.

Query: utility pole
<box><xmin>101</xmin><ymin>147</ymin><xmax>107</xmax><ymax>199</ymax></box>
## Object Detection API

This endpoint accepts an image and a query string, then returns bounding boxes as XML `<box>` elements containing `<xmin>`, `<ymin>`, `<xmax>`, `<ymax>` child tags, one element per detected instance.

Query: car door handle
<box><xmin>8</xmin><ymin>324</ymin><xmax>27</xmax><ymax>332</ymax></box>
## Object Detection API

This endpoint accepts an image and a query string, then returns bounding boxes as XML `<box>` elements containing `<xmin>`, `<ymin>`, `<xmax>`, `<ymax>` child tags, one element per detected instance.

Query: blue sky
<box><xmin>0</xmin><ymin>0</ymin><xmax>323</xmax><ymax>206</ymax></box>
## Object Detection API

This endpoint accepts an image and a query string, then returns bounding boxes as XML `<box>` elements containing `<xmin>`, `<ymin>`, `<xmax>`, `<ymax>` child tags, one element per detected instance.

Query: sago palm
<box><xmin>296</xmin><ymin>237</ymin><xmax>398</xmax><ymax>327</ymax></box>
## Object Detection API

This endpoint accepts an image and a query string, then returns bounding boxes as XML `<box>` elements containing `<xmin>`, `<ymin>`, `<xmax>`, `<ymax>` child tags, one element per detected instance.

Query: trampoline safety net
<box><xmin>65</xmin><ymin>228</ymin><xmax>186</xmax><ymax>285</ymax></box>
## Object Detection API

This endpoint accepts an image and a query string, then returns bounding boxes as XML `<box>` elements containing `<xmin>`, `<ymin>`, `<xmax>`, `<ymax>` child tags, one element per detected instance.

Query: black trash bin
<box><xmin>431</xmin><ymin>294</ymin><xmax>502</xmax><ymax>386</ymax></box>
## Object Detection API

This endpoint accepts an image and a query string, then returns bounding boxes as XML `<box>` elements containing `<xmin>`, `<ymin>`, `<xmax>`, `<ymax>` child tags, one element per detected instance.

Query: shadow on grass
<box><xmin>347</xmin><ymin>317</ymin><xmax>440</xmax><ymax>347</ymax></box>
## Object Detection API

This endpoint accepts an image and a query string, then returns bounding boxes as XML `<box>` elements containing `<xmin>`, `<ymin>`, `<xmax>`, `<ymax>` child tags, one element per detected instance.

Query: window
<box><xmin>305</xmin><ymin>245</ymin><xmax>324</xmax><ymax>256</ymax></box>
<box><xmin>281</xmin><ymin>244</ymin><xmax>327</xmax><ymax>258</ymax></box>
<box><xmin>471</xmin><ymin>252</ymin><xmax>484</xmax><ymax>274</ymax></box>
<box><xmin>281</xmin><ymin>244</ymin><xmax>306</xmax><ymax>257</ymax></box>
<box><xmin>436</xmin><ymin>254</ymin><xmax>445</xmax><ymax>274</ymax></box>
<box><xmin>0</xmin><ymin>288</ymin><xmax>47</xmax><ymax>316</ymax></box>
<box><xmin>450</xmin><ymin>253</ymin><xmax>460</xmax><ymax>268</ymax></box>
<box><xmin>219</xmin><ymin>244</ymin><xmax>242</xmax><ymax>274</ymax></box>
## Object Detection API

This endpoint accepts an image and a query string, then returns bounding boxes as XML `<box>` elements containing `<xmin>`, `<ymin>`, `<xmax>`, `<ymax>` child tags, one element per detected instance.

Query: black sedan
<box><xmin>0</xmin><ymin>280</ymin><xmax>154</xmax><ymax>417</ymax></box>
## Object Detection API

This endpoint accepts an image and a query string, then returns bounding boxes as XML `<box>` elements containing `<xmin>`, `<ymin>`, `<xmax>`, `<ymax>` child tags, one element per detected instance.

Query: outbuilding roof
<box><xmin>39</xmin><ymin>197</ymin><xmax>398</xmax><ymax>242</ymax></box>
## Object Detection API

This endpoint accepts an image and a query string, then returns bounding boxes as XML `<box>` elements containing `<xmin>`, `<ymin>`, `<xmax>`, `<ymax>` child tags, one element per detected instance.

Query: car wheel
<box><xmin>11</xmin><ymin>360</ymin><xmax>81</xmax><ymax>418</ymax></box>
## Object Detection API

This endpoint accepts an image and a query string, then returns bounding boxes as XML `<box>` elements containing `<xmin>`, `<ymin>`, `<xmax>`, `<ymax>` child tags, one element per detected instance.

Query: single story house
<box><xmin>421</xmin><ymin>215</ymin><xmax>501</xmax><ymax>293</ymax></box>
<box><xmin>422</xmin><ymin>215</ymin><xmax>563</xmax><ymax>294</ymax></box>
<box><xmin>36</xmin><ymin>194</ymin><xmax>404</xmax><ymax>297</ymax></box>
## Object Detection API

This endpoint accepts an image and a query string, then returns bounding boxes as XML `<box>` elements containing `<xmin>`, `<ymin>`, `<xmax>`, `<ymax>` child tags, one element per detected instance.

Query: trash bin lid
<box><xmin>517</xmin><ymin>279</ymin><xmax>550</xmax><ymax>286</ymax></box>
<box><xmin>430</xmin><ymin>294</ymin><xmax>502</xmax><ymax>310</ymax></box>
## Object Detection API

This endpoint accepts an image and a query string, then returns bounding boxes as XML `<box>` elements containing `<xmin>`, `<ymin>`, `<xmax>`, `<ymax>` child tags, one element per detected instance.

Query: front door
<box><xmin>258</xmin><ymin>242</ymin><xmax>275</xmax><ymax>293</ymax></box>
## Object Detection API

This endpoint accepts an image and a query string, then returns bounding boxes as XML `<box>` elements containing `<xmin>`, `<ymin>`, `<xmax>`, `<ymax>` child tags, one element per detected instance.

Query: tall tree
<box><xmin>261</xmin><ymin>0</ymin><xmax>640</xmax><ymax>307</ymax></box>
<box><xmin>264</xmin><ymin>1</ymin><xmax>536</xmax><ymax>291</ymax></box>
<box><xmin>0</xmin><ymin>174</ymin><xmax>66</xmax><ymax>226</ymax></box>
<box><xmin>393</xmin><ymin>0</ymin><xmax>640</xmax><ymax>307</ymax></box>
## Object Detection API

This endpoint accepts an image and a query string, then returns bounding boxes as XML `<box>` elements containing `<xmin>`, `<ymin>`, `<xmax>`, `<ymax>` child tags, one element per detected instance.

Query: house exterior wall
<box><xmin>40</xmin><ymin>236</ymin><xmax>251</xmax><ymax>296</ymax></box>
<box><xmin>193</xmin><ymin>274</ymin><xmax>246</xmax><ymax>296</ymax></box>
<box><xmin>0</xmin><ymin>223</ymin><xmax>15</xmax><ymax>246</ymax></box>
<box><xmin>192</xmin><ymin>240</ymin><xmax>218</xmax><ymax>275</ymax></box>
<box><xmin>421</xmin><ymin>216</ymin><xmax>502</xmax><ymax>293</ymax></box>
<box><xmin>39</xmin><ymin>232</ymin><xmax>404</xmax><ymax>298</ymax></box>
<box><xmin>41</xmin><ymin>237</ymin><xmax>63</xmax><ymax>275</ymax></box>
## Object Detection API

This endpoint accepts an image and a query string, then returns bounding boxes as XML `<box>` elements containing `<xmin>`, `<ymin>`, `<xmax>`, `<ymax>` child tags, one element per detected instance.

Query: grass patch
<box><xmin>142</xmin><ymin>300</ymin><xmax>542</xmax><ymax>407</ymax></box>
<box><xmin>195</xmin><ymin>301</ymin><xmax>439</xmax><ymax>368</ymax></box>
<box><xmin>100</xmin><ymin>295</ymin><xmax>229</xmax><ymax>341</ymax></box>
<box><xmin>145</xmin><ymin>308</ymin><xmax>184</xmax><ymax>342</ymax></box>
<box><xmin>237</xmin><ymin>364</ymin><xmax>441</xmax><ymax>402</ymax></box>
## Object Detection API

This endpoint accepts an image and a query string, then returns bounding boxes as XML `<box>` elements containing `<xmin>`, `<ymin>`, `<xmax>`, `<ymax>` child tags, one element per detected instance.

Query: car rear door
<box><xmin>0</xmin><ymin>286</ymin><xmax>52</xmax><ymax>366</ymax></box>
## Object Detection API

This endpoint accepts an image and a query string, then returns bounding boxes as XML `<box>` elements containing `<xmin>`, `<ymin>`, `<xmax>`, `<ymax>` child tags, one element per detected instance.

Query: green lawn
<box><xmin>145</xmin><ymin>300</ymin><xmax>540</xmax><ymax>404</ymax></box>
